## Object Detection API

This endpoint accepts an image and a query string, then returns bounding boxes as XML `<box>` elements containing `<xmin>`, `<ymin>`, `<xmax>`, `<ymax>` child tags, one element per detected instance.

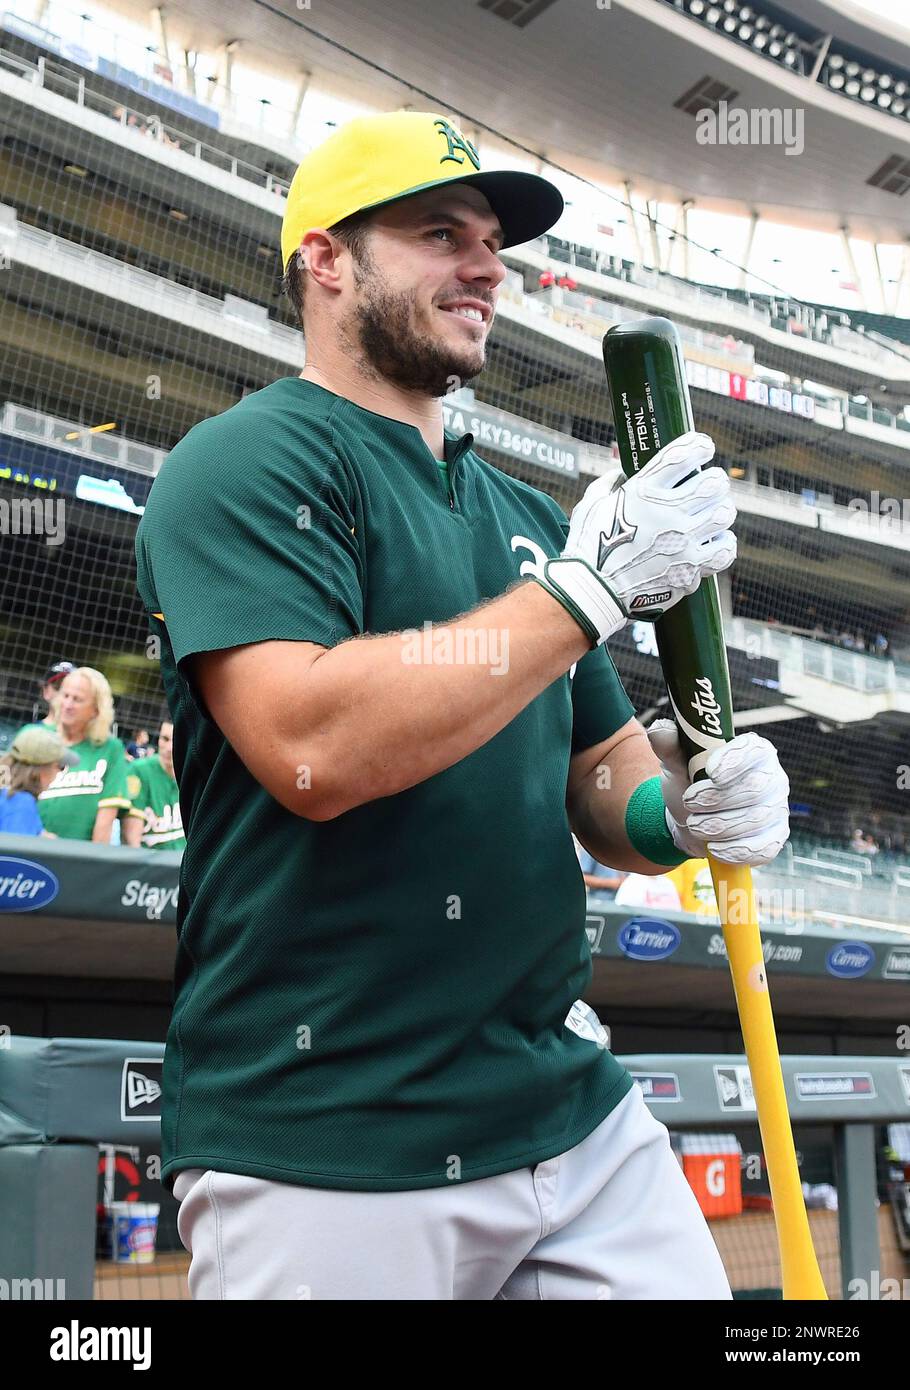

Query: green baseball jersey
<box><xmin>30</xmin><ymin>725</ymin><xmax>130</xmax><ymax>840</ymax></box>
<box><xmin>135</xmin><ymin>377</ymin><xmax>636</xmax><ymax>1194</ymax></box>
<box><xmin>127</xmin><ymin>754</ymin><xmax>185</xmax><ymax>851</ymax></box>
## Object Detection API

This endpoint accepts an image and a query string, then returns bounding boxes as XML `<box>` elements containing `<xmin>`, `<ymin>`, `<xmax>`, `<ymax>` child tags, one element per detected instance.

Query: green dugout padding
<box><xmin>0</xmin><ymin>1144</ymin><xmax>97</xmax><ymax>1300</ymax></box>
<box><xmin>2</xmin><ymin>1037</ymin><xmax>909</xmax><ymax>1299</ymax></box>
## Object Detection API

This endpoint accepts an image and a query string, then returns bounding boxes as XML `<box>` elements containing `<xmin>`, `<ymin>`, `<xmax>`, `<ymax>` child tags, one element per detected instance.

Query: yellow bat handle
<box><xmin>707</xmin><ymin>857</ymin><xmax>828</xmax><ymax>1300</ymax></box>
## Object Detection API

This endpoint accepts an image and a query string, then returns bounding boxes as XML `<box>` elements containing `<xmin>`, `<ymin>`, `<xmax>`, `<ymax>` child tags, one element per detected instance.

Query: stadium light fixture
<box><xmin>845</xmin><ymin>62</ymin><xmax>860</xmax><ymax>77</ymax></box>
<box><xmin>828</xmin><ymin>53</ymin><xmax>844</xmax><ymax>70</ymax></box>
<box><xmin>752</xmin><ymin>32</ymin><xmax>767</xmax><ymax>49</ymax></box>
<box><xmin>860</xmin><ymin>85</ymin><xmax>876</xmax><ymax>101</ymax></box>
<box><xmin>783</xmin><ymin>50</ymin><xmax>798</xmax><ymax>67</ymax></box>
<box><xmin>862</xmin><ymin>69</ymin><xmax>876</xmax><ymax>83</ymax></box>
<box><xmin>768</xmin><ymin>40</ymin><xmax>783</xmax><ymax>57</ymax></box>
<box><xmin>878</xmin><ymin>93</ymin><xmax>892</xmax><ymax>108</ymax></box>
<box><xmin>754</xmin><ymin>14</ymin><xmax>769</xmax><ymax>30</ymax></box>
<box><xmin>845</xmin><ymin>79</ymin><xmax>861</xmax><ymax>96</ymax></box>
<box><xmin>739</xmin><ymin>5</ymin><xmax>753</xmax><ymax>19</ymax></box>
<box><xmin>722</xmin><ymin>0</ymin><xmax>736</xmax><ymax>12</ymax></box>
<box><xmin>879</xmin><ymin>73</ymin><xmax>893</xmax><ymax>89</ymax></box>
<box><xmin>828</xmin><ymin>73</ymin><xmax>845</xmax><ymax>89</ymax></box>
<box><xmin>689</xmin><ymin>0</ymin><xmax>706</xmax><ymax>14</ymax></box>
<box><xmin>739</xmin><ymin>24</ymin><xmax>753</xmax><ymax>40</ymax></box>
<box><xmin>892</xmin><ymin>99</ymin><xmax>906</xmax><ymax>114</ymax></box>
<box><xmin>723</xmin><ymin>16</ymin><xmax>737</xmax><ymax>32</ymax></box>
<box><xmin>894</xmin><ymin>81</ymin><xmax>907</xmax><ymax>95</ymax></box>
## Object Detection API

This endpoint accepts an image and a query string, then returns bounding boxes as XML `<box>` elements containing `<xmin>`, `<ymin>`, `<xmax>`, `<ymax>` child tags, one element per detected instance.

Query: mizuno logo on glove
<box><xmin>596</xmin><ymin>489</ymin><xmax>637</xmax><ymax>570</ymax></box>
<box><xmin>630</xmin><ymin>591</ymin><xmax>672</xmax><ymax>609</ymax></box>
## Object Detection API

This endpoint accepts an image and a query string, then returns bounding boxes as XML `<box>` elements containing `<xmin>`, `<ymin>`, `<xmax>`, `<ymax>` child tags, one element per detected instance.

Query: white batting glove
<box><xmin>537</xmin><ymin>431</ymin><xmax>737</xmax><ymax>645</ymax></box>
<box><xmin>648</xmin><ymin>720</ymin><xmax>791</xmax><ymax>867</ymax></box>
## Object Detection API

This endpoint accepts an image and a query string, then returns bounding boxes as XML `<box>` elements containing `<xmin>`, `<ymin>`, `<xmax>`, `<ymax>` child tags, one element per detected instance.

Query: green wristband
<box><xmin>625</xmin><ymin>776</ymin><xmax>689</xmax><ymax>867</ymax></box>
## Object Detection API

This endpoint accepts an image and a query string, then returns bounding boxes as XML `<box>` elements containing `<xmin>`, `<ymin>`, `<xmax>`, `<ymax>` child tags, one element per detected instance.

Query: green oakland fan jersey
<box><xmin>135</xmin><ymin>377</ymin><xmax>637</xmax><ymax>1194</ymax></box>
<box><xmin>32</xmin><ymin>725</ymin><xmax>130</xmax><ymax>840</ymax></box>
<box><xmin>127</xmin><ymin>754</ymin><xmax>186</xmax><ymax>851</ymax></box>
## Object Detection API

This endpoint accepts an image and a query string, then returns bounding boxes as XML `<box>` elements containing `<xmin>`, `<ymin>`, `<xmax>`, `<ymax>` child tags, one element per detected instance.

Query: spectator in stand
<box><xmin>874</xmin><ymin>633</ymin><xmax>889</xmax><ymax>657</ymax></box>
<box><xmin>537</xmin><ymin>269</ymin><xmax>556</xmax><ymax>290</ymax></box>
<box><xmin>573</xmin><ymin>835</ymin><xmax>624</xmax><ymax>894</ymax></box>
<box><xmin>124</xmin><ymin>719</ymin><xmax>185</xmax><ymax>852</ymax></box>
<box><xmin>556</xmin><ymin>273</ymin><xmax>578</xmax><ymax>291</ymax></box>
<box><xmin>850</xmin><ymin>827</ymin><xmax>879</xmax><ymax>856</ymax></box>
<box><xmin>0</xmin><ymin>727</ymin><xmax>78</xmax><ymax>836</ymax></box>
<box><xmin>126</xmin><ymin>728</ymin><xmax>152</xmax><ymax>760</ymax></box>
<box><xmin>27</xmin><ymin>667</ymin><xmax>130</xmax><ymax>843</ymax></box>
<box><xmin>34</xmin><ymin>660</ymin><xmax>75</xmax><ymax>728</ymax></box>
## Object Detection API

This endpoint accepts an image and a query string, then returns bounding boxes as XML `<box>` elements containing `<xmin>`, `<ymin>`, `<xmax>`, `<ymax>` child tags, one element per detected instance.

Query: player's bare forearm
<box><xmin>567</xmin><ymin>721</ymin><xmax>669</xmax><ymax>874</ymax></box>
<box><xmin>193</xmin><ymin>581</ymin><xmax>592</xmax><ymax>820</ymax></box>
<box><xmin>297</xmin><ymin>582</ymin><xmax>591</xmax><ymax>815</ymax></box>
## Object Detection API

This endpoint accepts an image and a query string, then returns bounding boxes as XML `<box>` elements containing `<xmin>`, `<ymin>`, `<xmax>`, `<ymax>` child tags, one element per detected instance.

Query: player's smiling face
<box><xmin>346</xmin><ymin>185</ymin><xmax>506</xmax><ymax>397</ymax></box>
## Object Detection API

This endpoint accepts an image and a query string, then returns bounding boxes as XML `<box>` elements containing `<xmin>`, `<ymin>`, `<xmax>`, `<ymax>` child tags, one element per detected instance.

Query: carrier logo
<box><xmin>120</xmin><ymin>1059</ymin><xmax>163</xmax><ymax>1121</ymax></box>
<box><xmin>0</xmin><ymin>856</ymin><xmax>59</xmax><ymax>911</ymax></box>
<box><xmin>714</xmin><ymin>1064</ymin><xmax>756</xmax><ymax>1112</ymax></box>
<box><xmin>630</xmin><ymin>590</ymin><xmax>671</xmax><ymax>610</ymax></box>
<box><xmin>632</xmin><ymin>1072</ymin><xmax>681</xmax><ymax>1102</ymax></box>
<box><xmin>794</xmin><ymin>1073</ymin><xmax>875</xmax><ymax>1100</ymax></box>
<box><xmin>826</xmin><ymin>942</ymin><xmax>875</xmax><ymax>979</ymax></box>
<box><xmin>618</xmin><ymin>918</ymin><xmax>681</xmax><ymax>961</ymax></box>
<box><xmin>884</xmin><ymin>949</ymin><xmax>910</xmax><ymax>980</ymax></box>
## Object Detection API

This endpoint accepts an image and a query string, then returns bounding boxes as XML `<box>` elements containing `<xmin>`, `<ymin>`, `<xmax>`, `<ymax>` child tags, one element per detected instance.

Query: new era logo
<box><xmin>120</xmin><ymin>1058</ymin><xmax>163</xmax><ymax>1121</ymax></box>
<box><xmin>714</xmin><ymin>1064</ymin><xmax>756</xmax><ymax>1111</ymax></box>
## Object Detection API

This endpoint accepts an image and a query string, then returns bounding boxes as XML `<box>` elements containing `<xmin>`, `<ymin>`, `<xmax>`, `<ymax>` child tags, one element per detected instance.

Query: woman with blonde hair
<box><xmin>31</xmin><ymin>666</ymin><xmax>131</xmax><ymax>842</ymax></box>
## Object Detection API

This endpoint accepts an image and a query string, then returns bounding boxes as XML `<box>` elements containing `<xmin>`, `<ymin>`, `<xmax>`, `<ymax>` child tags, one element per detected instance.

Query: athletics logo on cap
<box><xmin>435</xmin><ymin>118</ymin><xmax>480</xmax><ymax>170</ymax></box>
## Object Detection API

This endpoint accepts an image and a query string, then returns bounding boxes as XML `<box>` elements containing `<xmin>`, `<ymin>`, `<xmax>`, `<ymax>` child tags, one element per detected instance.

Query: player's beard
<box><xmin>345</xmin><ymin>254</ymin><xmax>486</xmax><ymax>397</ymax></box>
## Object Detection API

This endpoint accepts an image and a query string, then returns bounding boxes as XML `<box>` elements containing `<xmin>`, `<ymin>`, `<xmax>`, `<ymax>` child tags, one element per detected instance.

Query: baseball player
<box><xmin>135</xmin><ymin>111</ymin><xmax>790</xmax><ymax>1300</ymax></box>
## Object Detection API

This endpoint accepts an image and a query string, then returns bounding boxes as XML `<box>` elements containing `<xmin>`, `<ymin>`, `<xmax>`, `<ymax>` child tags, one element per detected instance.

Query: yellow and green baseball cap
<box><xmin>280</xmin><ymin>110</ymin><xmax>564</xmax><ymax>272</ymax></box>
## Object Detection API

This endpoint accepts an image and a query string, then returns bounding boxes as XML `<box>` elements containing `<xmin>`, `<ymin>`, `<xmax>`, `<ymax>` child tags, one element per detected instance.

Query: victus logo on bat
<box><xmin>668</xmin><ymin>675</ymin><xmax>727</xmax><ymax>752</ymax></box>
<box><xmin>689</xmin><ymin>675</ymin><xmax>724</xmax><ymax>739</ymax></box>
